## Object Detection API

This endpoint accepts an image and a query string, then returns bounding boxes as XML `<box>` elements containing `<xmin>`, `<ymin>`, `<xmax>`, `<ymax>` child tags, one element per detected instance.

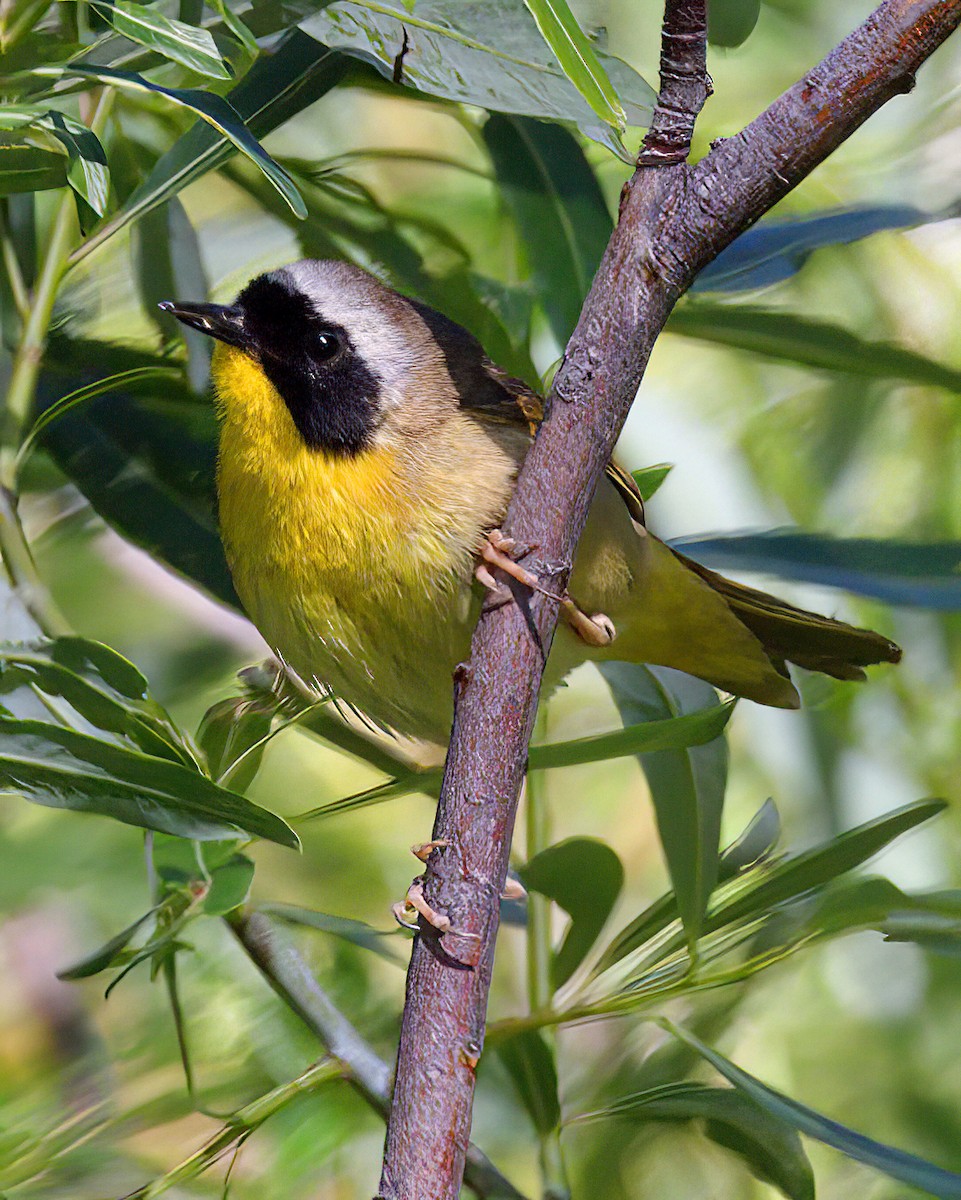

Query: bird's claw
<box><xmin>475</xmin><ymin>529</ymin><xmax>617</xmax><ymax>646</ymax></box>
<box><xmin>392</xmin><ymin>878</ymin><xmax>480</xmax><ymax>941</ymax></box>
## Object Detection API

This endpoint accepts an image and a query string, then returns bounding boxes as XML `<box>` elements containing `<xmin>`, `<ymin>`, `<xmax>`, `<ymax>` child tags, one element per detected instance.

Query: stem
<box><xmin>638</xmin><ymin>0</ymin><xmax>711</xmax><ymax>166</ymax></box>
<box><xmin>0</xmin><ymin>195</ymin><xmax>76</xmax><ymax>486</ymax></box>
<box><xmin>525</xmin><ymin>717</ymin><xmax>570</xmax><ymax>1200</ymax></box>
<box><xmin>0</xmin><ymin>203</ymin><xmax>29</xmax><ymax>320</ymax></box>
<box><xmin>0</xmin><ymin>485</ymin><xmax>70</xmax><ymax>635</ymax></box>
<box><xmin>378</xmin><ymin>3</ymin><xmax>961</xmax><ymax>1197</ymax></box>
<box><xmin>0</xmin><ymin>88</ymin><xmax>114</xmax><ymax>490</ymax></box>
<box><xmin>227</xmin><ymin>910</ymin><xmax>527</xmax><ymax>1200</ymax></box>
<box><xmin>118</xmin><ymin>1058</ymin><xmax>342</xmax><ymax>1200</ymax></box>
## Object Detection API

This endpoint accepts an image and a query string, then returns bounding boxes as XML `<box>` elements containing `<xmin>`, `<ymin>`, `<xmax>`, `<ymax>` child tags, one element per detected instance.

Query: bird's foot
<box><xmin>410</xmin><ymin>838</ymin><xmax>450</xmax><ymax>863</ymax></box>
<box><xmin>475</xmin><ymin>528</ymin><xmax>562</xmax><ymax>603</ymax></box>
<box><xmin>392</xmin><ymin>877</ymin><xmax>481</xmax><ymax>940</ymax></box>
<box><xmin>476</xmin><ymin>529</ymin><xmax>617</xmax><ymax>647</ymax></box>
<box><xmin>561</xmin><ymin>600</ymin><xmax>617</xmax><ymax>647</ymax></box>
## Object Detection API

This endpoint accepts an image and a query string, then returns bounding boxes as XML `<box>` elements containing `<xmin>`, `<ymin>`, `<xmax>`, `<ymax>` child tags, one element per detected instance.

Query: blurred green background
<box><xmin>3</xmin><ymin>0</ymin><xmax>961</xmax><ymax>1196</ymax></box>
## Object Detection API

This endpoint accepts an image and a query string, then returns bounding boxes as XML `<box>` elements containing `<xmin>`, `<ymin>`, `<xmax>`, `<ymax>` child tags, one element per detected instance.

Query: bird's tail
<box><xmin>672</xmin><ymin>549</ymin><xmax>902</xmax><ymax>682</ymax></box>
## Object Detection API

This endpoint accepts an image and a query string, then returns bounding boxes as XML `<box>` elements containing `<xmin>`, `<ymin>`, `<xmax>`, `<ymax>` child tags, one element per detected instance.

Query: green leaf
<box><xmin>37</xmin><ymin>336</ymin><xmax>236</xmax><ymax>606</ymax></box>
<box><xmin>694</xmin><ymin>205</ymin><xmax>927</xmax><ymax>292</ymax></box>
<box><xmin>17</xmin><ymin>365</ymin><xmax>180</xmax><ymax>472</ymax></box>
<box><xmin>495</xmin><ymin>1030</ymin><xmax>560</xmax><ymax>1135</ymax></box>
<box><xmin>41</xmin><ymin>62</ymin><xmax>306</xmax><ymax>217</ymax></box>
<box><xmin>261</xmin><ymin>903</ymin><xmax>405</xmax><ymax>963</ymax></box>
<box><xmin>483</xmin><ymin>113</ymin><xmax>611</xmax><ymax>344</ymax></box>
<box><xmin>203</xmin><ymin>853</ymin><xmax>255</xmax><ymax>914</ymax></box>
<box><xmin>0</xmin><ymin>107</ymin><xmax>109</xmax><ymax>213</ymax></box>
<box><xmin>668</xmin><ymin>303</ymin><xmax>961</xmax><ymax>394</ymax></box>
<box><xmin>0</xmin><ymin>142</ymin><xmax>66</xmax><ymax>194</ymax></box>
<box><xmin>573</xmin><ymin>1082</ymin><xmax>814</xmax><ymax>1200</ymax></box>
<box><xmin>57</xmin><ymin>907</ymin><xmax>159</xmax><ymax>979</ymax></box>
<box><xmin>92</xmin><ymin>0</ymin><xmax>232</xmax><ymax>78</ymax></box>
<box><xmin>530</xmin><ymin>697</ymin><xmax>735</xmax><ymax>770</ymax></box>
<box><xmin>707</xmin><ymin>800</ymin><xmax>945</xmax><ymax>934</ymax></box>
<box><xmin>675</xmin><ymin>530</ymin><xmax>961</xmax><ymax>611</ymax></box>
<box><xmin>520</xmin><ymin>838</ymin><xmax>624</xmax><ymax>988</ymax></box>
<box><xmin>523</xmin><ymin>0</ymin><xmax>625</xmax><ymax>132</ymax></box>
<box><xmin>707</xmin><ymin>0</ymin><xmax>760</xmax><ymax>47</ymax></box>
<box><xmin>74</xmin><ymin>31</ymin><xmax>346</xmax><ymax>261</ymax></box>
<box><xmin>596</xmin><ymin>799</ymin><xmax>780</xmax><ymax>975</ymax></box>
<box><xmin>302</xmin><ymin>0</ymin><xmax>654</xmax><ymax>152</ymax></box>
<box><xmin>43</xmin><ymin>109</ymin><xmax>110</xmax><ymax>215</ymax></box>
<box><xmin>630</xmin><ymin>463</ymin><xmax>673</xmax><ymax>502</ymax></box>
<box><xmin>718</xmin><ymin>798</ymin><xmax>780</xmax><ymax>882</ymax></box>
<box><xmin>300</xmin><ymin>700</ymin><xmax>735</xmax><ymax>821</ymax></box>
<box><xmin>0</xmin><ymin>637</ymin><xmax>195</xmax><ymax>766</ymax></box>
<box><xmin>135</xmin><ymin>195</ymin><xmax>211</xmax><ymax>392</ymax></box>
<box><xmin>0</xmin><ymin>713</ymin><xmax>299</xmax><ymax>847</ymax></box>
<box><xmin>198</xmin><ymin>695</ymin><xmax>274</xmax><ymax>791</ymax></box>
<box><xmin>600</xmin><ymin>664</ymin><xmax>729</xmax><ymax>948</ymax></box>
<box><xmin>667</xmin><ymin>1022</ymin><xmax>961</xmax><ymax>1198</ymax></box>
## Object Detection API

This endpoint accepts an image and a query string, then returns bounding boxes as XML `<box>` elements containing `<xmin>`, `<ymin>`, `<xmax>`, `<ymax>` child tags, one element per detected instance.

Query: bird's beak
<box><xmin>158</xmin><ymin>300</ymin><xmax>247</xmax><ymax>348</ymax></box>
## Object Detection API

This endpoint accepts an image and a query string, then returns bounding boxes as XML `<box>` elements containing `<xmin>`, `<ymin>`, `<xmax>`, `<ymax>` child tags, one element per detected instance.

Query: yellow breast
<box><xmin>211</xmin><ymin>345</ymin><xmax>506</xmax><ymax>736</ymax></box>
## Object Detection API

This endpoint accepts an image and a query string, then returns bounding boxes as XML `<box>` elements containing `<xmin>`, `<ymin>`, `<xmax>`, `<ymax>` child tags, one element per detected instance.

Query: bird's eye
<box><xmin>315</xmin><ymin>331</ymin><xmax>341</xmax><ymax>361</ymax></box>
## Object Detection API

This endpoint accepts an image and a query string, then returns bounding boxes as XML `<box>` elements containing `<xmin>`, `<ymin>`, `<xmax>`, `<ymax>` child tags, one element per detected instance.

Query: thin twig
<box><xmin>638</xmin><ymin>0</ymin><xmax>711</xmax><ymax>166</ymax></box>
<box><xmin>227</xmin><ymin>910</ymin><xmax>527</xmax><ymax>1200</ymax></box>
<box><xmin>378</xmin><ymin>3</ymin><xmax>961</xmax><ymax>1198</ymax></box>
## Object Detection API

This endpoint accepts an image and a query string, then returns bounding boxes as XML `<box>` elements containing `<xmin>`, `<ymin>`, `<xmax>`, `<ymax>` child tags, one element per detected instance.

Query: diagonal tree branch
<box><xmin>639</xmin><ymin>0</ymin><xmax>711</xmax><ymax>165</ymax></box>
<box><xmin>378</xmin><ymin>2</ymin><xmax>961</xmax><ymax>1198</ymax></box>
<box><xmin>227</xmin><ymin>911</ymin><xmax>526</xmax><ymax>1200</ymax></box>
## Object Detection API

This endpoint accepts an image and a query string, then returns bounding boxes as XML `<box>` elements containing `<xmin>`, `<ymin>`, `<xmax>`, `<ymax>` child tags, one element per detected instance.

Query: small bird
<box><xmin>161</xmin><ymin>260</ymin><xmax>900</xmax><ymax>744</ymax></box>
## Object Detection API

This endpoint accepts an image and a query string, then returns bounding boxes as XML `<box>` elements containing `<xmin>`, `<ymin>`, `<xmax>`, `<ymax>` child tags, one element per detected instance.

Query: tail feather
<box><xmin>672</xmin><ymin>549</ymin><xmax>902</xmax><ymax>682</ymax></box>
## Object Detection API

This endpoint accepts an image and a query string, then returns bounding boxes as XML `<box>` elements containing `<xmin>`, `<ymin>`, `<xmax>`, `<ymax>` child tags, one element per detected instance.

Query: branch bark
<box><xmin>228</xmin><ymin>911</ymin><xmax>526</xmax><ymax>1200</ymax></box>
<box><xmin>379</xmin><ymin>2</ymin><xmax>961</xmax><ymax>1197</ymax></box>
<box><xmin>639</xmin><ymin>0</ymin><xmax>711</xmax><ymax>165</ymax></box>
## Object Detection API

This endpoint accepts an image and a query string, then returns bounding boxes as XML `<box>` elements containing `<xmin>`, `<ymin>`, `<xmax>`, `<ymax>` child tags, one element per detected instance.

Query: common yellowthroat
<box><xmin>160</xmin><ymin>260</ymin><xmax>900</xmax><ymax>743</ymax></box>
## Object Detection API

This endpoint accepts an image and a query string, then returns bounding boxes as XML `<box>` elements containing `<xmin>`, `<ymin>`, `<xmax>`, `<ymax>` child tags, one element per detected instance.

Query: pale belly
<box><xmin>238</xmin><ymin>559</ymin><xmax>483</xmax><ymax>741</ymax></box>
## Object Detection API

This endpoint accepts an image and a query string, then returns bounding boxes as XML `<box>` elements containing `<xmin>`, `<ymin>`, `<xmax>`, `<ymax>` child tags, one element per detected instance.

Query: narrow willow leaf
<box><xmin>483</xmin><ymin>113</ymin><xmax>611</xmax><ymax>344</ymax></box>
<box><xmin>694</xmin><ymin>205</ymin><xmax>927</xmax><ymax>292</ymax></box>
<box><xmin>0</xmin><ymin>714</ymin><xmax>300</xmax><ymax>847</ymax></box>
<box><xmin>40</xmin><ymin>62</ymin><xmax>306</xmax><ymax>217</ymax></box>
<box><xmin>530</xmin><ymin>697</ymin><xmax>734</xmax><ymax>770</ymax></box>
<box><xmin>299</xmin><ymin>702</ymin><xmax>734</xmax><ymax>821</ymax></box>
<box><xmin>520</xmin><ymin>838</ymin><xmax>624</xmax><ymax>988</ymax></box>
<box><xmin>0</xmin><ymin>143</ymin><xmax>66</xmax><ymax>194</ymax></box>
<box><xmin>668</xmin><ymin>304</ymin><xmax>961</xmax><ymax>393</ymax></box>
<box><xmin>707</xmin><ymin>800</ymin><xmax>945</xmax><ymax>934</ymax></box>
<box><xmin>303</xmin><ymin>0</ymin><xmax>653</xmax><ymax>150</ymax></box>
<box><xmin>198</xmin><ymin>695</ymin><xmax>274</xmax><ymax>792</ymax></box>
<box><xmin>261</xmin><ymin>902</ymin><xmax>405</xmax><ymax>963</ymax></box>
<box><xmin>707</xmin><ymin>0</ymin><xmax>761</xmax><ymax>47</ymax></box>
<box><xmin>37</xmin><ymin>336</ymin><xmax>235</xmax><ymax>605</ymax></box>
<box><xmin>57</xmin><ymin>906</ymin><xmax>159</xmax><ymax>979</ymax></box>
<box><xmin>73</xmin><ymin>32</ymin><xmax>345</xmax><ymax>260</ymax></box>
<box><xmin>718</xmin><ymin>798</ymin><xmax>780</xmax><ymax>882</ymax></box>
<box><xmin>631</xmin><ymin>463</ymin><xmax>673</xmax><ymax>502</ymax></box>
<box><xmin>496</xmin><ymin>1030</ymin><xmax>561</xmax><ymax>1135</ymax></box>
<box><xmin>523</xmin><ymin>0</ymin><xmax>625</xmax><ymax>131</ymax></box>
<box><xmin>675</xmin><ymin>530</ymin><xmax>961</xmax><ymax>611</ymax></box>
<box><xmin>596</xmin><ymin>799</ymin><xmax>780</xmax><ymax>974</ymax></box>
<box><xmin>601</xmin><ymin>664</ymin><xmax>729</xmax><ymax>948</ymax></box>
<box><xmin>202</xmin><ymin>854</ymin><xmax>255</xmax><ymax>914</ymax></box>
<box><xmin>0</xmin><ymin>108</ymin><xmax>107</xmax><ymax>209</ymax></box>
<box><xmin>667</xmin><ymin>1023</ymin><xmax>961</xmax><ymax>1198</ymax></box>
<box><xmin>92</xmin><ymin>0</ymin><xmax>232</xmax><ymax>78</ymax></box>
<box><xmin>573</xmin><ymin>1082</ymin><xmax>813</xmax><ymax>1200</ymax></box>
<box><xmin>0</xmin><ymin>637</ymin><xmax>195</xmax><ymax>766</ymax></box>
<box><xmin>17</xmin><ymin>366</ymin><xmax>179</xmax><ymax>472</ymax></box>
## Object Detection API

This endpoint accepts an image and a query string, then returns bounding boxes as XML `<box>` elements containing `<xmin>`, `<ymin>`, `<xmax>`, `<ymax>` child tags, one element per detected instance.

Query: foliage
<box><xmin>1</xmin><ymin>0</ymin><xmax>961</xmax><ymax>1198</ymax></box>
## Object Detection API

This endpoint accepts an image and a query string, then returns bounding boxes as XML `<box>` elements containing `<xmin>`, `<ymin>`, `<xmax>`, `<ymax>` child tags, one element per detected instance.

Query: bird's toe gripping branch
<box><xmin>475</xmin><ymin>528</ymin><xmax>617</xmax><ymax>647</ymax></box>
